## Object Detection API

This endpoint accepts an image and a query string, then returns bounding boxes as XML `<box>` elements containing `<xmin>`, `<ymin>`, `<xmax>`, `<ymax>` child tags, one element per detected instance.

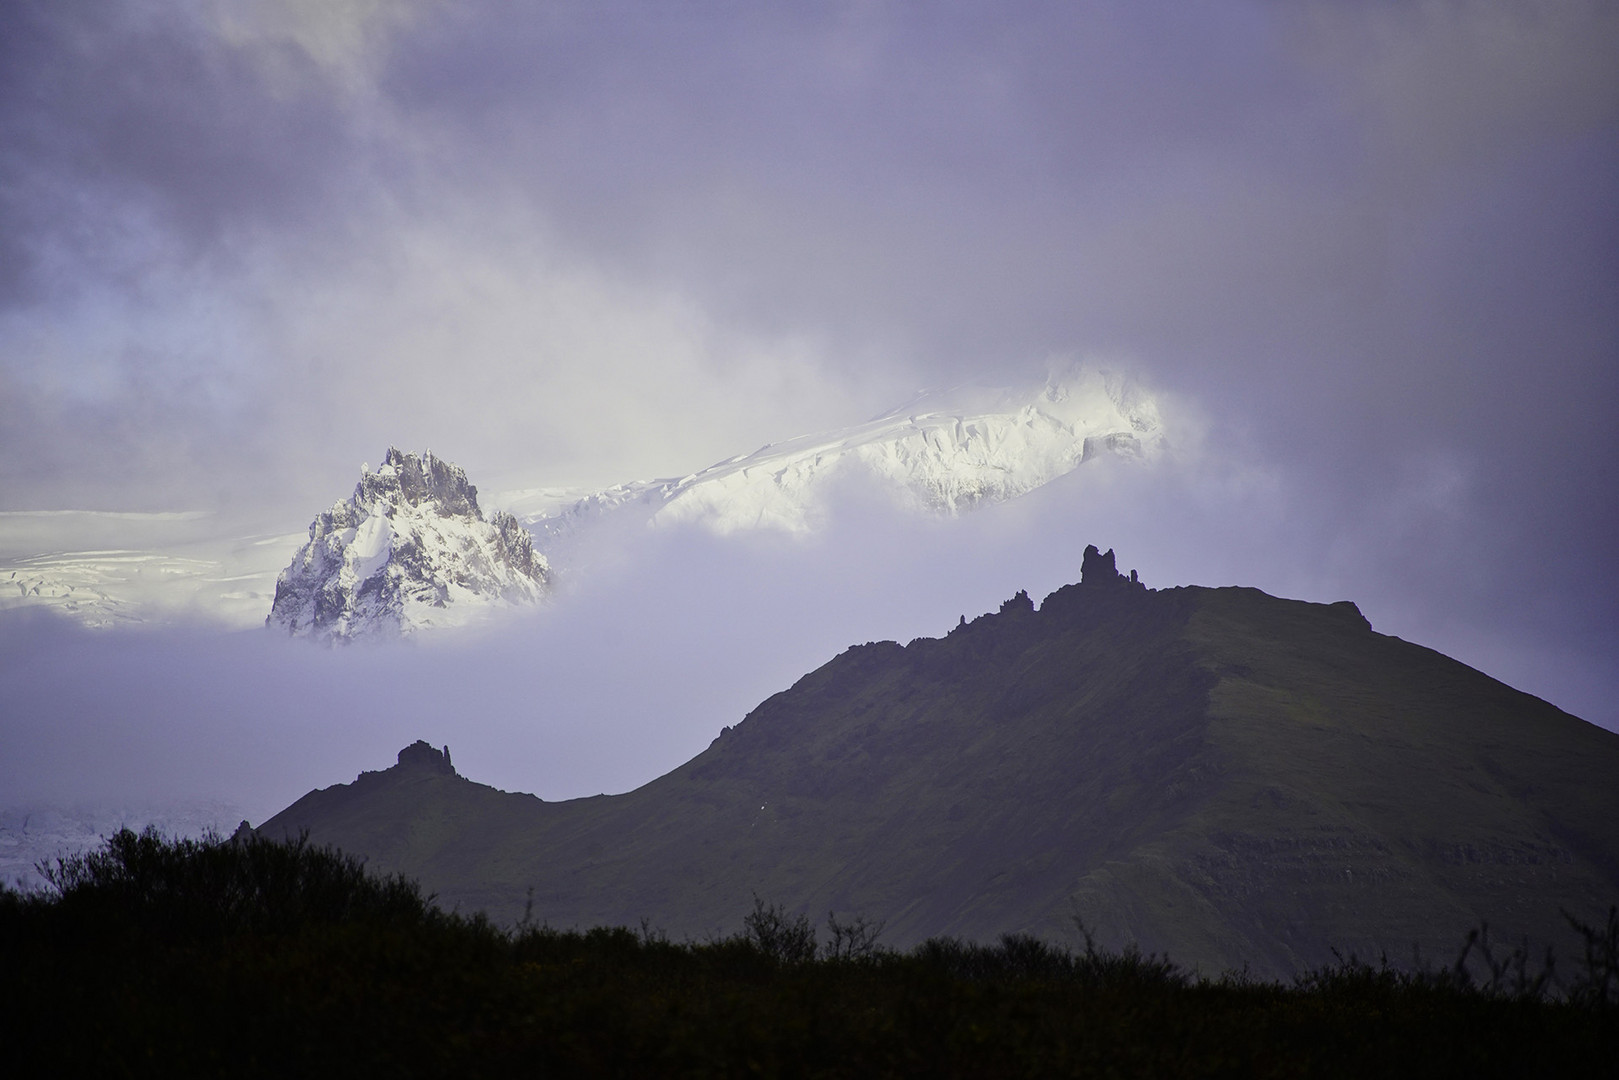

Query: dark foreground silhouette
<box><xmin>3</xmin><ymin>829</ymin><xmax>1614</xmax><ymax>1077</ymax></box>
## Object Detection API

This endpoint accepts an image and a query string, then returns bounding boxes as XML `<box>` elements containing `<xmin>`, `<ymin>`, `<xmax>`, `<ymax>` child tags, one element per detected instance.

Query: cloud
<box><xmin>0</xmin><ymin>2</ymin><xmax>366</xmax><ymax>303</ymax></box>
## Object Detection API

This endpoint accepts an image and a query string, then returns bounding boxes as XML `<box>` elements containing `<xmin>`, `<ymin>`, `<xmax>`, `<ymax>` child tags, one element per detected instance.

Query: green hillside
<box><xmin>260</xmin><ymin>563</ymin><xmax>1619</xmax><ymax>979</ymax></box>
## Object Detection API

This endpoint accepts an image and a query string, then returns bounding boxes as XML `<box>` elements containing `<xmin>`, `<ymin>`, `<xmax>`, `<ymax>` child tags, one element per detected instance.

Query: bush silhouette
<box><xmin>36</xmin><ymin>826</ymin><xmax>434</xmax><ymax>940</ymax></box>
<box><xmin>1566</xmin><ymin>905</ymin><xmax>1619</xmax><ymax>1007</ymax></box>
<box><xmin>825</xmin><ymin>909</ymin><xmax>886</xmax><ymax>961</ymax></box>
<box><xmin>2</xmin><ymin>830</ymin><xmax>1614</xmax><ymax>1075</ymax></box>
<box><xmin>742</xmin><ymin>893</ymin><xmax>818</xmax><ymax>963</ymax></box>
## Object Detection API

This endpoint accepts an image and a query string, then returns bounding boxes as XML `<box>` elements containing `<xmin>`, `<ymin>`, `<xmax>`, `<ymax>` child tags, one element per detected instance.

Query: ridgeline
<box><xmin>260</xmin><ymin>547</ymin><xmax>1619</xmax><ymax>980</ymax></box>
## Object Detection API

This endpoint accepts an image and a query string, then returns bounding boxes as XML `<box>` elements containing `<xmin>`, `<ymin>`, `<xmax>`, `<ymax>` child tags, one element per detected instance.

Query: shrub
<box><xmin>1566</xmin><ymin>905</ymin><xmax>1619</xmax><ymax>1008</ymax></box>
<box><xmin>825</xmin><ymin>909</ymin><xmax>886</xmax><ymax>961</ymax></box>
<box><xmin>2</xmin><ymin>832</ymin><xmax>1612</xmax><ymax>1075</ymax></box>
<box><xmin>741</xmin><ymin>893</ymin><xmax>817</xmax><ymax>963</ymax></box>
<box><xmin>35</xmin><ymin>825</ymin><xmax>436</xmax><ymax>941</ymax></box>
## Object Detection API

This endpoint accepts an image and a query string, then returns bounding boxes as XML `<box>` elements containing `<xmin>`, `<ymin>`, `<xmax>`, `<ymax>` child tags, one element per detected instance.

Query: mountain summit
<box><xmin>268</xmin><ymin>449</ymin><xmax>548</xmax><ymax>642</ymax></box>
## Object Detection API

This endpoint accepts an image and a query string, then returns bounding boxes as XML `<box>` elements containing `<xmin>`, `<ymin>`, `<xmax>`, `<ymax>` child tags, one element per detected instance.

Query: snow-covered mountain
<box><xmin>267</xmin><ymin>449</ymin><xmax>548</xmax><ymax>642</ymax></box>
<box><xmin>500</xmin><ymin>369</ymin><xmax>1162</xmax><ymax>539</ymax></box>
<box><xmin>1</xmin><ymin>370</ymin><xmax>1162</xmax><ymax>633</ymax></box>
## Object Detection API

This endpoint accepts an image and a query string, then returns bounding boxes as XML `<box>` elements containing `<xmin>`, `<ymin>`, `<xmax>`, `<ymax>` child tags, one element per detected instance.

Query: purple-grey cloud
<box><xmin>0</xmin><ymin>1</ymin><xmax>360</xmax><ymax>306</ymax></box>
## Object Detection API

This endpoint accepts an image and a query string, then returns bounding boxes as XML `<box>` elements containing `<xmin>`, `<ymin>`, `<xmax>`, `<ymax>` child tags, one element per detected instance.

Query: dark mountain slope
<box><xmin>260</xmin><ymin>571</ymin><xmax>1619</xmax><ymax>979</ymax></box>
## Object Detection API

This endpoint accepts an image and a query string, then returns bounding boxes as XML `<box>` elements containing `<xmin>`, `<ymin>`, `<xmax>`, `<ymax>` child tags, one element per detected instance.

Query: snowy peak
<box><xmin>268</xmin><ymin>449</ymin><xmax>548</xmax><ymax>642</ymax></box>
<box><xmin>512</xmin><ymin>369</ymin><xmax>1163</xmax><ymax>538</ymax></box>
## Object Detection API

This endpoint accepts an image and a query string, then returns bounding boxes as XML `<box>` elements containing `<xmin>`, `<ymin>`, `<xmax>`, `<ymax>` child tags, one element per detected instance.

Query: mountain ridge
<box><xmin>259</xmin><ymin>555</ymin><xmax>1619</xmax><ymax>978</ymax></box>
<box><xmin>498</xmin><ymin>369</ymin><xmax>1163</xmax><ymax>540</ymax></box>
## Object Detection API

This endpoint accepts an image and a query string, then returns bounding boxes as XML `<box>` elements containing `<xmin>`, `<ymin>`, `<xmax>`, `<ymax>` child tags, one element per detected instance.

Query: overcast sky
<box><xmin>2</xmin><ymin>1</ymin><xmax>1615</xmax><ymax>814</ymax></box>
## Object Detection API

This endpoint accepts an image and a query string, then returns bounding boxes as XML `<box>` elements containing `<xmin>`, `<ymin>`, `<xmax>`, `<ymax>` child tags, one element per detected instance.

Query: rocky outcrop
<box><xmin>396</xmin><ymin>740</ymin><xmax>456</xmax><ymax>775</ymax></box>
<box><xmin>1080</xmin><ymin>544</ymin><xmax>1118</xmax><ymax>585</ymax></box>
<box><xmin>1080</xmin><ymin>544</ymin><xmax>1146</xmax><ymax>590</ymax></box>
<box><xmin>268</xmin><ymin>448</ymin><xmax>549</xmax><ymax>642</ymax></box>
<box><xmin>999</xmin><ymin>589</ymin><xmax>1034</xmax><ymax>615</ymax></box>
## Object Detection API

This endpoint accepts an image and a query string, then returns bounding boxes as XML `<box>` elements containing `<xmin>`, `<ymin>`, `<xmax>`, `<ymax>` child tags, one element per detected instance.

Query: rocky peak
<box><xmin>396</xmin><ymin>740</ymin><xmax>456</xmax><ymax>775</ymax></box>
<box><xmin>999</xmin><ymin>589</ymin><xmax>1034</xmax><ymax>615</ymax></box>
<box><xmin>268</xmin><ymin>449</ymin><xmax>549</xmax><ymax>642</ymax></box>
<box><xmin>1080</xmin><ymin>544</ymin><xmax>1146</xmax><ymax>590</ymax></box>
<box><xmin>1080</xmin><ymin>544</ymin><xmax>1118</xmax><ymax>585</ymax></box>
<box><xmin>356</xmin><ymin>448</ymin><xmax>480</xmax><ymax>518</ymax></box>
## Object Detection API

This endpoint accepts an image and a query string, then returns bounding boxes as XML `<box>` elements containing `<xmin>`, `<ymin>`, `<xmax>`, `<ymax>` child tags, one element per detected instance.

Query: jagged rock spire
<box><xmin>1000</xmin><ymin>589</ymin><xmax>1034</xmax><ymax>614</ymax></box>
<box><xmin>1081</xmin><ymin>545</ymin><xmax>1146</xmax><ymax>590</ymax></box>
<box><xmin>359</xmin><ymin>447</ymin><xmax>481</xmax><ymax>518</ymax></box>
<box><xmin>1080</xmin><ymin>544</ymin><xmax>1118</xmax><ymax>585</ymax></box>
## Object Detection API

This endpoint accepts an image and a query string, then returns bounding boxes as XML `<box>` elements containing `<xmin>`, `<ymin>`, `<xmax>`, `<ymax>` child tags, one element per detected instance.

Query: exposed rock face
<box><xmin>268</xmin><ymin>448</ymin><xmax>548</xmax><ymax>642</ymax></box>
<box><xmin>397</xmin><ymin>740</ymin><xmax>456</xmax><ymax>775</ymax></box>
<box><xmin>999</xmin><ymin>589</ymin><xmax>1034</xmax><ymax>615</ymax></box>
<box><xmin>1080</xmin><ymin>544</ymin><xmax>1146</xmax><ymax>590</ymax></box>
<box><xmin>1080</xmin><ymin>544</ymin><xmax>1119</xmax><ymax>585</ymax></box>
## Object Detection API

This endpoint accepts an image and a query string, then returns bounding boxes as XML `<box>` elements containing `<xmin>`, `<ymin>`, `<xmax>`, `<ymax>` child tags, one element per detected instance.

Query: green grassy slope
<box><xmin>259</xmin><ymin>580</ymin><xmax>1619</xmax><ymax>978</ymax></box>
<box><xmin>1134</xmin><ymin>587</ymin><xmax>1619</xmax><ymax>973</ymax></box>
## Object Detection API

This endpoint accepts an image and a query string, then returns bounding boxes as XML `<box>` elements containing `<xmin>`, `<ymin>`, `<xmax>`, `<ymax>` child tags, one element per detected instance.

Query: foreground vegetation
<box><xmin>2</xmin><ymin>830</ymin><xmax>1614</xmax><ymax>1077</ymax></box>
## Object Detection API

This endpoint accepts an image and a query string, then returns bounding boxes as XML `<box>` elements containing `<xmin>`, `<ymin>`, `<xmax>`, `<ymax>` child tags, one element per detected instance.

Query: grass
<box><xmin>2</xmin><ymin>828</ymin><xmax>1615</xmax><ymax>1077</ymax></box>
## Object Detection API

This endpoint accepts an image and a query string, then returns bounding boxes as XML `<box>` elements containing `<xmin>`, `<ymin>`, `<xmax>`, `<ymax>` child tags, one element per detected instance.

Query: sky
<box><xmin>1</xmin><ymin>1</ymin><xmax>1615</xmax><ymax>821</ymax></box>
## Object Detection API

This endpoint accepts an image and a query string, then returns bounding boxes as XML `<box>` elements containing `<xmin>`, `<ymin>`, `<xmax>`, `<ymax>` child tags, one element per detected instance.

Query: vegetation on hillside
<box><xmin>3</xmin><ymin>829</ymin><xmax>1614</xmax><ymax>1077</ymax></box>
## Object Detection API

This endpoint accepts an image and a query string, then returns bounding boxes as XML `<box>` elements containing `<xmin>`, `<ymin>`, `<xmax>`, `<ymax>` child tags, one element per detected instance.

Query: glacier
<box><xmin>499</xmin><ymin>368</ymin><xmax>1163</xmax><ymax>539</ymax></box>
<box><xmin>0</xmin><ymin>512</ymin><xmax>301</xmax><ymax>629</ymax></box>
